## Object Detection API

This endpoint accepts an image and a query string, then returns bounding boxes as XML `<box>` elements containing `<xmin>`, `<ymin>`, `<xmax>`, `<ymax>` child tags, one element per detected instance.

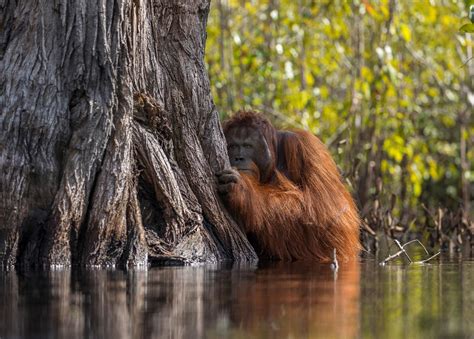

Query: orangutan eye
<box><xmin>243</xmin><ymin>144</ymin><xmax>252</xmax><ymax>149</ymax></box>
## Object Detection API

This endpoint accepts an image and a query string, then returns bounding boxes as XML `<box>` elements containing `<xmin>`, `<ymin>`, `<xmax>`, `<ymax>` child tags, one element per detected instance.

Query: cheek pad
<box><xmin>252</xmin><ymin>145</ymin><xmax>273</xmax><ymax>177</ymax></box>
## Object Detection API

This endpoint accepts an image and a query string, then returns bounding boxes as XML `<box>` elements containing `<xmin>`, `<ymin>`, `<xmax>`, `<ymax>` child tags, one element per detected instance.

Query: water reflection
<box><xmin>361</xmin><ymin>260</ymin><xmax>474</xmax><ymax>338</ymax></box>
<box><xmin>0</xmin><ymin>260</ymin><xmax>473</xmax><ymax>338</ymax></box>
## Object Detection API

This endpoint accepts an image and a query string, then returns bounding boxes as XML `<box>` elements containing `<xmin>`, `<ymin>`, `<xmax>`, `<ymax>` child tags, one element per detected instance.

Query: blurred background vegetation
<box><xmin>205</xmin><ymin>0</ymin><xmax>473</xmax><ymax>253</ymax></box>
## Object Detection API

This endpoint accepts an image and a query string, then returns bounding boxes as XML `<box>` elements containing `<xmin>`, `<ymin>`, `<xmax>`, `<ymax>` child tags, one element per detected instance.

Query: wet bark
<box><xmin>0</xmin><ymin>0</ymin><xmax>257</xmax><ymax>268</ymax></box>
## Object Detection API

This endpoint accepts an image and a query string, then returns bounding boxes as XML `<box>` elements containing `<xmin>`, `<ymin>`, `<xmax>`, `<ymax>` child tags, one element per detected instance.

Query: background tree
<box><xmin>0</xmin><ymin>0</ymin><xmax>256</xmax><ymax>268</ymax></box>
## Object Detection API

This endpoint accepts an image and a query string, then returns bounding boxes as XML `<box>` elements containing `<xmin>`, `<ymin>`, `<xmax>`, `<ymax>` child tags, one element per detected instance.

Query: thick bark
<box><xmin>0</xmin><ymin>0</ymin><xmax>256</xmax><ymax>268</ymax></box>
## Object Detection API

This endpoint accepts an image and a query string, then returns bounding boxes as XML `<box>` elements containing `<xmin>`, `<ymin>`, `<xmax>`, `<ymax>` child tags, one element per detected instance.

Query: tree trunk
<box><xmin>0</xmin><ymin>0</ymin><xmax>257</xmax><ymax>268</ymax></box>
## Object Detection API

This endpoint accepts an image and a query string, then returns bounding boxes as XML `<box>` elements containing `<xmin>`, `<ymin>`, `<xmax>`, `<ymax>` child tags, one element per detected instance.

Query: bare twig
<box><xmin>380</xmin><ymin>239</ymin><xmax>440</xmax><ymax>265</ymax></box>
<box><xmin>394</xmin><ymin>239</ymin><xmax>412</xmax><ymax>263</ymax></box>
<box><xmin>401</xmin><ymin>239</ymin><xmax>430</xmax><ymax>256</ymax></box>
<box><xmin>380</xmin><ymin>248</ymin><xmax>406</xmax><ymax>266</ymax></box>
<box><xmin>414</xmin><ymin>252</ymin><xmax>441</xmax><ymax>264</ymax></box>
<box><xmin>330</xmin><ymin>248</ymin><xmax>339</xmax><ymax>272</ymax></box>
<box><xmin>361</xmin><ymin>219</ymin><xmax>377</xmax><ymax>236</ymax></box>
<box><xmin>460</xmin><ymin>56</ymin><xmax>474</xmax><ymax>68</ymax></box>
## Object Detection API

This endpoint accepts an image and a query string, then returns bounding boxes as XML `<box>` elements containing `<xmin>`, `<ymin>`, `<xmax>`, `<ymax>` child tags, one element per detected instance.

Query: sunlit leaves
<box><xmin>206</xmin><ymin>0</ymin><xmax>472</xmax><ymax>216</ymax></box>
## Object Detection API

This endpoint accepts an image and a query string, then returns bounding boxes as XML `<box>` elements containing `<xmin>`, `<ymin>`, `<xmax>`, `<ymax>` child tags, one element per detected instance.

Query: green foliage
<box><xmin>206</xmin><ymin>0</ymin><xmax>473</xmax><ymax>232</ymax></box>
<box><xmin>460</xmin><ymin>23</ymin><xmax>474</xmax><ymax>32</ymax></box>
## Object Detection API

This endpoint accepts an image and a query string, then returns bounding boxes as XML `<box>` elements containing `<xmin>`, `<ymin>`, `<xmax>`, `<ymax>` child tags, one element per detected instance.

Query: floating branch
<box><xmin>380</xmin><ymin>239</ymin><xmax>440</xmax><ymax>266</ymax></box>
<box><xmin>380</xmin><ymin>248</ymin><xmax>407</xmax><ymax>266</ymax></box>
<box><xmin>413</xmin><ymin>252</ymin><xmax>441</xmax><ymax>264</ymax></box>
<box><xmin>394</xmin><ymin>239</ymin><xmax>412</xmax><ymax>263</ymax></box>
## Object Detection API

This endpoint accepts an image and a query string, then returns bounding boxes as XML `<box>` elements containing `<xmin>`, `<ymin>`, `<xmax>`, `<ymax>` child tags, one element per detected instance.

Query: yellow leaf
<box><xmin>400</xmin><ymin>23</ymin><xmax>412</xmax><ymax>42</ymax></box>
<box><xmin>361</xmin><ymin>66</ymin><xmax>374</xmax><ymax>82</ymax></box>
<box><xmin>305</xmin><ymin>73</ymin><xmax>314</xmax><ymax>87</ymax></box>
<box><xmin>320</xmin><ymin>86</ymin><xmax>329</xmax><ymax>99</ymax></box>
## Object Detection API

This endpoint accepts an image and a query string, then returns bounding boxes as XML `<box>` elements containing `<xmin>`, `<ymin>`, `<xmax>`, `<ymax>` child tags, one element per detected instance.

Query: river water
<box><xmin>1</xmin><ymin>258</ymin><xmax>473</xmax><ymax>338</ymax></box>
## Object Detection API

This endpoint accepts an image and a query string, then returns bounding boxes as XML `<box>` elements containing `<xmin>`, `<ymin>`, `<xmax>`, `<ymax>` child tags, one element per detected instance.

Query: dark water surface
<box><xmin>1</xmin><ymin>259</ymin><xmax>473</xmax><ymax>339</ymax></box>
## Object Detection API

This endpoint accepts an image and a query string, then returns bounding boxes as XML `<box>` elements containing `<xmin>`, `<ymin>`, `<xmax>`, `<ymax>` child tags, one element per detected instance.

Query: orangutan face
<box><xmin>225</xmin><ymin>126</ymin><xmax>273</xmax><ymax>181</ymax></box>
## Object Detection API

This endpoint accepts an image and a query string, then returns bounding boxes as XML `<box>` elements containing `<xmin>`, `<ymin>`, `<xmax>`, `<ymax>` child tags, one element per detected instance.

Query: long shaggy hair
<box><xmin>222</xmin><ymin>111</ymin><xmax>361</xmax><ymax>262</ymax></box>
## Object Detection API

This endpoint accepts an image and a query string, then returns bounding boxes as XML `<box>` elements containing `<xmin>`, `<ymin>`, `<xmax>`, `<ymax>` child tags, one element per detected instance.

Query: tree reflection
<box><xmin>0</xmin><ymin>262</ymin><xmax>360</xmax><ymax>338</ymax></box>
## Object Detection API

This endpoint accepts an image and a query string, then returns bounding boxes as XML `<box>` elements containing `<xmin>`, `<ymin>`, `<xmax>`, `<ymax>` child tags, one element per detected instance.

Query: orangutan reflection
<box><xmin>225</xmin><ymin>261</ymin><xmax>360</xmax><ymax>338</ymax></box>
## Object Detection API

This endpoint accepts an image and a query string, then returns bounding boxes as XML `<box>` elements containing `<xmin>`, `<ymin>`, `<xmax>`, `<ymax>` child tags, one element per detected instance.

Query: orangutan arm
<box><xmin>217</xmin><ymin>169</ymin><xmax>305</xmax><ymax>239</ymax></box>
<box><xmin>217</xmin><ymin>168</ymin><xmax>266</xmax><ymax>232</ymax></box>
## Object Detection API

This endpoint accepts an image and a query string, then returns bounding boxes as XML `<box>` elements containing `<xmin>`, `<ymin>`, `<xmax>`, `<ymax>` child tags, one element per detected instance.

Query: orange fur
<box><xmin>223</xmin><ymin>111</ymin><xmax>361</xmax><ymax>262</ymax></box>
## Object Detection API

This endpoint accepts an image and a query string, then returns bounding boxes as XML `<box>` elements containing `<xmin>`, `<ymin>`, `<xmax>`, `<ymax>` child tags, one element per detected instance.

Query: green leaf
<box><xmin>459</xmin><ymin>23</ymin><xmax>474</xmax><ymax>33</ymax></box>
